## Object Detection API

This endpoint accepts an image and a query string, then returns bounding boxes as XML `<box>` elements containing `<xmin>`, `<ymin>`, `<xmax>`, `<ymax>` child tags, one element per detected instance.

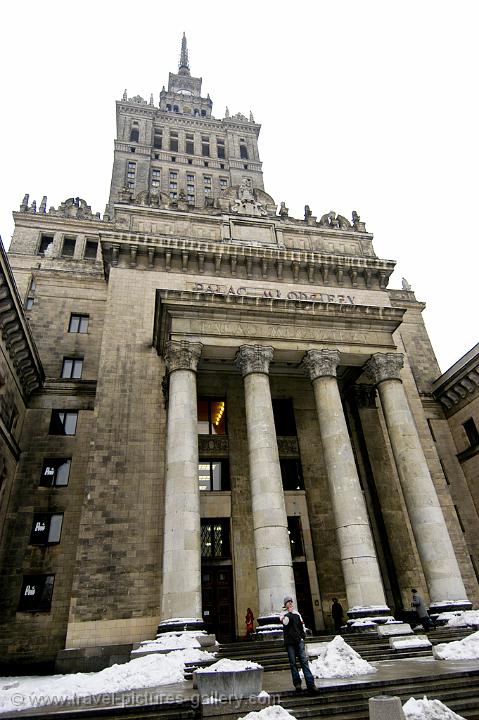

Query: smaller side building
<box><xmin>433</xmin><ymin>344</ymin><xmax>479</xmax><ymax>580</ymax></box>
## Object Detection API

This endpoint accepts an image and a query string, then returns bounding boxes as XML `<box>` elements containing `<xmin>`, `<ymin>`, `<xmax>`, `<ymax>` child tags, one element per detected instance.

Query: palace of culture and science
<box><xmin>0</xmin><ymin>36</ymin><xmax>478</xmax><ymax>670</ymax></box>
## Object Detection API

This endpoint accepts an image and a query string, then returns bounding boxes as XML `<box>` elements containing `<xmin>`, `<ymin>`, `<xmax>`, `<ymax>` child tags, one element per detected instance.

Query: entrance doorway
<box><xmin>201</xmin><ymin>565</ymin><xmax>236</xmax><ymax>642</ymax></box>
<box><xmin>294</xmin><ymin>562</ymin><xmax>315</xmax><ymax>633</ymax></box>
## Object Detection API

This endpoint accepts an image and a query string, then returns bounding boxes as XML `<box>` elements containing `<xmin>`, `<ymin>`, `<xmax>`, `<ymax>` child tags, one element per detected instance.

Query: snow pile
<box><xmin>309</xmin><ymin>636</ymin><xmax>376</xmax><ymax>678</ymax></box>
<box><xmin>433</xmin><ymin>630</ymin><xmax>479</xmax><ymax>660</ymax></box>
<box><xmin>197</xmin><ymin>658</ymin><xmax>262</xmax><ymax>673</ymax></box>
<box><xmin>0</xmin><ymin>648</ymin><xmax>212</xmax><ymax>714</ymax></box>
<box><xmin>437</xmin><ymin>610</ymin><xmax>479</xmax><ymax>628</ymax></box>
<box><xmin>403</xmin><ymin>696</ymin><xmax>465</xmax><ymax>720</ymax></box>
<box><xmin>132</xmin><ymin>630</ymin><xmax>208</xmax><ymax>654</ymax></box>
<box><xmin>239</xmin><ymin>706</ymin><xmax>297</xmax><ymax>720</ymax></box>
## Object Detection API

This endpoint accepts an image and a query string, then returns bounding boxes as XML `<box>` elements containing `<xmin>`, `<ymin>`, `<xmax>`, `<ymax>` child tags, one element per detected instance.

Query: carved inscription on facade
<box><xmin>189</xmin><ymin>282</ymin><xmax>355</xmax><ymax>305</ymax></box>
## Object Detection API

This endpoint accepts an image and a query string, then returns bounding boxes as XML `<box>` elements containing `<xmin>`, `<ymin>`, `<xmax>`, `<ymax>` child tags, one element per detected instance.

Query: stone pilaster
<box><xmin>160</xmin><ymin>340</ymin><xmax>203</xmax><ymax>630</ymax></box>
<box><xmin>303</xmin><ymin>349</ymin><xmax>388</xmax><ymax>613</ymax></box>
<box><xmin>234</xmin><ymin>344</ymin><xmax>295</xmax><ymax>622</ymax></box>
<box><xmin>365</xmin><ymin>352</ymin><xmax>469</xmax><ymax>607</ymax></box>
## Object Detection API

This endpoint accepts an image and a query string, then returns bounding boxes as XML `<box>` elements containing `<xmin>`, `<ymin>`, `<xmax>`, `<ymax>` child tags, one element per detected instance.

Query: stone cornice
<box><xmin>432</xmin><ymin>343</ymin><xmax>479</xmax><ymax>413</ymax></box>
<box><xmin>0</xmin><ymin>240</ymin><xmax>43</xmax><ymax>397</ymax></box>
<box><xmin>12</xmin><ymin>211</ymin><xmax>105</xmax><ymax>234</ymax></box>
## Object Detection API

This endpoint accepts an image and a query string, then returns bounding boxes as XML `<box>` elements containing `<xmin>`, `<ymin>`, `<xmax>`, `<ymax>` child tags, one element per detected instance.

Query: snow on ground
<box><xmin>0</xmin><ymin>648</ymin><xmax>213</xmax><ymax>715</ymax></box>
<box><xmin>197</xmin><ymin>658</ymin><xmax>262</xmax><ymax>672</ymax></box>
<box><xmin>403</xmin><ymin>696</ymin><xmax>465</xmax><ymax>720</ymax></box>
<box><xmin>437</xmin><ymin>610</ymin><xmax>479</xmax><ymax>628</ymax></box>
<box><xmin>132</xmin><ymin>630</ymin><xmax>210</xmax><ymax>654</ymax></box>
<box><xmin>239</xmin><ymin>706</ymin><xmax>297</xmax><ymax>720</ymax></box>
<box><xmin>309</xmin><ymin>636</ymin><xmax>376</xmax><ymax>678</ymax></box>
<box><xmin>433</xmin><ymin>630</ymin><xmax>479</xmax><ymax>660</ymax></box>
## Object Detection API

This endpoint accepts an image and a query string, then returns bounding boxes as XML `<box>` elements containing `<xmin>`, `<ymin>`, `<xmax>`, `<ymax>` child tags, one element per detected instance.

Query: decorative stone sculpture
<box><xmin>234</xmin><ymin>344</ymin><xmax>274</xmax><ymax>377</ymax></box>
<box><xmin>278</xmin><ymin>201</ymin><xmax>289</xmax><ymax>218</ymax></box>
<box><xmin>304</xmin><ymin>205</ymin><xmax>312</xmax><ymax>221</ymax></box>
<box><xmin>402</xmin><ymin>278</ymin><xmax>412</xmax><ymax>291</ymax></box>
<box><xmin>364</xmin><ymin>353</ymin><xmax>404</xmax><ymax>385</ymax></box>
<box><xmin>231</xmin><ymin>177</ymin><xmax>267</xmax><ymax>217</ymax></box>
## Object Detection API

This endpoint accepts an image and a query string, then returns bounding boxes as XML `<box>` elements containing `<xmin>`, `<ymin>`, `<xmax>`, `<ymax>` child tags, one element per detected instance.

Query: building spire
<box><xmin>178</xmin><ymin>32</ymin><xmax>190</xmax><ymax>76</ymax></box>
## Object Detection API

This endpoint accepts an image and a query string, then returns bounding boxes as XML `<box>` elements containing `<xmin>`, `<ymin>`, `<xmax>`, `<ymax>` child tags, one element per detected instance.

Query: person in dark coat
<box><xmin>331</xmin><ymin>598</ymin><xmax>344</xmax><ymax>633</ymax></box>
<box><xmin>280</xmin><ymin>595</ymin><xmax>318</xmax><ymax>693</ymax></box>
<box><xmin>411</xmin><ymin>588</ymin><xmax>435</xmax><ymax>630</ymax></box>
<box><xmin>245</xmin><ymin>608</ymin><xmax>254</xmax><ymax>639</ymax></box>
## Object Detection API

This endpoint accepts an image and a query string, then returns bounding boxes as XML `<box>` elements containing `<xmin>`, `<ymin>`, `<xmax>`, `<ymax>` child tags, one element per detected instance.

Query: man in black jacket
<box><xmin>280</xmin><ymin>595</ymin><xmax>318</xmax><ymax>693</ymax></box>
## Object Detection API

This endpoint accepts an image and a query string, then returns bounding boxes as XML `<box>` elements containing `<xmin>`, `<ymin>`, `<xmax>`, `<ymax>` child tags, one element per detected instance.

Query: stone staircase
<box><xmin>183</xmin><ymin>627</ymin><xmax>472</xmax><ymax>678</ymax></box>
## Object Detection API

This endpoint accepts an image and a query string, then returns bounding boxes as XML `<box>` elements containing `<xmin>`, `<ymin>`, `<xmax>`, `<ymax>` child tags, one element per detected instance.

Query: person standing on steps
<box><xmin>411</xmin><ymin>588</ymin><xmax>435</xmax><ymax>630</ymax></box>
<box><xmin>280</xmin><ymin>595</ymin><xmax>318</xmax><ymax>694</ymax></box>
<box><xmin>245</xmin><ymin>607</ymin><xmax>254</xmax><ymax>640</ymax></box>
<box><xmin>331</xmin><ymin>597</ymin><xmax>344</xmax><ymax>633</ymax></box>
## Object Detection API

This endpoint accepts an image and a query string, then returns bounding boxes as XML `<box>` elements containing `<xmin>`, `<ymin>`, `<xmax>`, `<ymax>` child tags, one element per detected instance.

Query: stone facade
<box><xmin>0</xmin><ymin>38</ymin><xmax>478</xmax><ymax>669</ymax></box>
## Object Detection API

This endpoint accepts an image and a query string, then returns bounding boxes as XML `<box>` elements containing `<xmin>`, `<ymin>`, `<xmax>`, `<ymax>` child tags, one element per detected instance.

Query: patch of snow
<box><xmin>430</xmin><ymin>600</ymin><xmax>471</xmax><ymax>609</ymax></box>
<box><xmin>437</xmin><ymin>611</ymin><xmax>479</xmax><ymax>628</ymax></box>
<box><xmin>389</xmin><ymin>636</ymin><xmax>431</xmax><ymax>650</ymax></box>
<box><xmin>349</xmin><ymin>618</ymin><xmax>377</xmax><ymax>627</ymax></box>
<box><xmin>132</xmin><ymin>631</ymin><xmax>208</xmax><ymax>654</ymax></box>
<box><xmin>239</xmin><ymin>706</ymin><xmax>297</xmax><ymax>720</ymax></box>
<box><xmin>348</xmin><ymin>605</ymin><xmax>390</xmax><ymax>614</ymax></box>
<box><xmin>309</xmin><ymin>636</ymin><xmax>376</xmax><ymax>678</ymax></box>
<box><xmin>0</xmin><ymin>648</ymin><xmax>211</xmax><ymax>714</ymax></box>
<box><xmin>158</xmin><ymin>617</ymin><xmax>202</xmax><ymax>626</ymax></box>
<box><xmin>433</xmin><ymin>630</ymin><xmax>479</xmax><ymax>660</ymax></box>
<box><xmin>403</xmin><ymin>696</ymin><xmax>466</xmax><ymax>720</ymax></box>
<box><xmin>197</xmin><ymin>658</ymin><xmax>262</xmax><ymax>673</ymax></box>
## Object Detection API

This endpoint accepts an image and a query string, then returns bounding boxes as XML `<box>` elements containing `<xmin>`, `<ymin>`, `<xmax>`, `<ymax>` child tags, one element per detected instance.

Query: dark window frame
<box><xmin>201</xmin><ymin>518</ymin><xmax>231</xmax><ymax>558</ymax></box>
<box><xmin>29</xmin><ymin>512</ymin><xmax>64</xmax><ymax>545</ymax></box>
<box><xmin>69</xmin><ymin>314</ymin><xmax>89</xmax><ymax>333</ymax></box>
<box><xmin>84</xmin><ymin>240</ymin><xmax>98</xmax><ymax>260</ymax></box>
<box><xmin>49</xmin><ymin>410</ymin><xmax>78</xmax><ymax>436</ymax></box>
<box><xmin>61</xmin><ymin>357</ymin><xmax>83</xmax><ymax>380</ymax></box>
<box><xmin>197</xmin><ymin>397</ymin><xmax>227</xmax><ymax>435</ymax></box>
<box><xmin>40</xmin><ymin>458</ymin><xmax>71</xmax><ymax>487</ymax></box>
<box><xmin>18</xmin><ymin>574</ymin><xmax>55</xmax><ymax>612</ymax></box>
<box><xmin>198</xmin><ymin>459</ymin><xmax>230</xmax><ymax>492</ymax></box>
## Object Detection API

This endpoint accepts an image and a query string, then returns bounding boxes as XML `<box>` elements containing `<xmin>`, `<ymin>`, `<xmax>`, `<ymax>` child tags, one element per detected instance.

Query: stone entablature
<box><xmin>432</xmin><ymin>343</ymin><xmax>479</xmax><ymax>413</ymax></box>
<box><xmin>0</xmin><ymin>243</ymin><xmax>43</xmax><ymax>397</ymax></box>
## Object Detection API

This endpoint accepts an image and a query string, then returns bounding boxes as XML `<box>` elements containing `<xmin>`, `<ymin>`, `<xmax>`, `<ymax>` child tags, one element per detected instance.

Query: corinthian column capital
<box><xmin>165</xmin><ymin>340</ymin><xmax>203</xmax><ymax>374</ymax></box>
<box><xmin>364</xmin><ymin>352</ymin><xmax>404</xmax><ymax>385</ymax></box>
<box><xmin>302</xmin><ymin>349</ymin><xmax>340</xmax><ymax>381</ymax></box>
<box><xmin>235</xmin><ymin>344</ymin><xmax>274</xmax><ymax>377</ymax></box>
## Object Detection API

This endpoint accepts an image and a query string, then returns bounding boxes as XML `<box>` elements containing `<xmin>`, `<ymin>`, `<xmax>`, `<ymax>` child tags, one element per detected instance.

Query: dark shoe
<box><xmin>294</xmin><ymin>684</ymin><xmax>302</xmax><ymax>693</ymax></box>
<box><xmin>307</xmin><ymin>685</ymin><xmax>318</xmax><ymax>694</ymax></box>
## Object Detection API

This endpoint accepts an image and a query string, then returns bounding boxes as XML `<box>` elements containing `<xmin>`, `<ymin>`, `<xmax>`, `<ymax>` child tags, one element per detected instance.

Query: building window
<box><xmin>187</xmin><ymin>173</ymin><xmax>195</xmax><ymax>204</ymax></box>
<box><xmin>240</xmin><ymin>140</ymin><xmax>248</xmax><ymax>159</ymax></box>
<box><xmin>201</xmin><ymin>519</ymin><xmax>230</xmax><ymax>558</ymax></box>
<box><xmin>153</xmin><ymin>128</ymin><xmax>162</xmax><ymax>149</ymax></box>
<box><xmin>26</xmin><ymin>297</ymin><xmax>34</xmax><ymax>310</ymax></box>
<box><xmin>169</xmin><ymin>170</ymin><xmax>178</xmax><ymax>199</ymax></box>
<box><xmin>203</xmin><ymin>175</ymin><xmax>212</xmax><ymax>195</ymax></box>
<box><xmin>40</xmin><ymin>458</ymin><xmax>71</xmax><ymax>487</ymax></box>
<box><xmin>61</xmin><ymin>357</ymin><xmax>83</xmax><ymax>379</ymax></box>
<box><xmin>69</xmin><ymin>314</ymin><xmax>89</xmax><ymax>333</ymax></box>
<box><xmin>84</xmin><ymin>240</ymin><xmax>98</xmax><ymax>260</ymax></box>
<box><xmin>129</xmin><ymin>123</ymin><xmax>139</xmax><ymax>142</ymax></box>
<box><xmin>186</xmin><ymin>133</ymin><xmax>194</xmax><ymax>154</ymax></box>
<box><xmin>61</xmin><ymin>237</ymin><xmax>76</xmax><ymax>258</ymax></box>
<box><xmin>219</xmin><ymin>177</ymin><xmax>228</xmax><ymax>189</ymax></box>
<box><xmin>288</xmin><ymin>516</ymin><xmax>304</xmax><ymax>558</ymax></box>
<box><xmin>30</xmin><ymin>513</ymin><xmax>63</xmax><ymax>545</ymax></box>
<box><xmin>281</xmin><ymin>459</ymin><xmax>304</xmax><ymax>490</ymax></box>
<box><xmin>38</xmin><ymin>234</ymin><xmax>54</xmax><ymax>256</ymax></box>
<box><xmin>170</xmin><ymin>131</ymin><xmax>179</xmax><ymax>152</ymax></box>
<box><xmin>151</xmin><ymin>168</ymin><xmax>161</xmax><ymax>188</ymax></box>
<box><xmin>198</xmin><ymin>398</ymin><xmax>227</xmax><ymax>435</ymax></box>
<box><xmin>127</xmin><ymin>160</ymin><xmax>136</xmax><ymax>189</ymax></box>
<box><xmin>198</xmin><ymin>460</ymin><xmax>230</xmax><ymax>491</ymax></box>
<box><xmin>463</xmin><ymin>418</ymin><xmax>479</xmax><ymax>448</ymax></box>
<box><xmin>217</xmin><ymin>138</ymin><xmax>225</xmax><ymax>159</ymax></box>
<box><xmin>18</xmin><ymin>575</ymin><xmax>55</xmax><ymax>612</ymax></box>
<box><xmin>201</xmin><ymin>135</ymin><xmax>210</xmax><ymax>157</ymax></box>
<box><xmin>272</xmin><ymin>399</ymin><xmax>297</xmax><ymax>436</ymax></box>
<box><xmin>49</xmin><ymin>410</ymin><xmax>78</xmax><ymax>436</ymax></box>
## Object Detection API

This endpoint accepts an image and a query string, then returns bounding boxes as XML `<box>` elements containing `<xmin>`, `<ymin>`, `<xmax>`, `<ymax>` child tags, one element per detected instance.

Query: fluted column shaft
<box><xmin>303</xmin><ymin>349</ymin><xmax>387</xmax><ymax>611</ymax></box>
<box><xmin>161</xmin><ymin>340</ymin><xmax>203</xmax><ymax>623</ymax></box>
<box><xmin>235</xmin><ymin>344</ymin><xmax>296</xmax><ymax>618</ymax></box>
<box><xmin>365</xmin><ymin>353</ymin><xmax>468</xmax><ymax>604</ymax></box>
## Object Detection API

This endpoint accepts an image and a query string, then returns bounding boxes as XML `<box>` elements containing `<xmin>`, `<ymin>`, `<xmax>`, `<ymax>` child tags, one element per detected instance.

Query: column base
<box><xmin>253</xmin><ymin>614</ymin><xmax>284</xmax><ymax>641</ymax></box>
<box><xmin>429</xmin><ymin>600</ymin><xmax>472</xmax><ymax>615</ymax></box>
<box><xmin>157</xmin><ymin>617</ymin><xmax>204</xmax><ymax>634</ymax></box>
<box><xmin>347</xmin><ymin>605</ymin><xmax>391</xmax><ymax>620</ymax></box>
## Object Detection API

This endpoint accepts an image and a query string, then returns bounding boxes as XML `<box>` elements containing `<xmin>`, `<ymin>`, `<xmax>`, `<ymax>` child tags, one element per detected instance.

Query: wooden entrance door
<box><xmin>201</xmin><ymin>565</ymin><xmax>235</xmax><ymax>642</ymax></box>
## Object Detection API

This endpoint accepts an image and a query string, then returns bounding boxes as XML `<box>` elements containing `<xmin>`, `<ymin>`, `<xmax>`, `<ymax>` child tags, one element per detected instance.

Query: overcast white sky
<box><xmin>1</xmin><ymin>1</ymin><xmax>477</xmax><ymax>372</ymax></box>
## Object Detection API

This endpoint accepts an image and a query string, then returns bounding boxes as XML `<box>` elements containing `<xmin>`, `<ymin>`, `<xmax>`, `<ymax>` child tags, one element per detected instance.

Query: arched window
<box><xmin>129</xmin><ymin>122</ymin><xmax>139</xmax><ymax>142</ymax></box>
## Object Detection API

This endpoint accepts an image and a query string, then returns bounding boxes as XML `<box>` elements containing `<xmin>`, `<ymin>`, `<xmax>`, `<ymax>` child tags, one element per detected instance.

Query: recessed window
<box><xmin>198</xmin><ymin>398</ymin><xmax>227</xmax><ymax>435</ymax></box>
<box><xmin>49</xmin><ymin>410</ymin><xmax>78</xmax><ymax>436</ymax></box>
<box><xmin>201</xmin><ymin>136</ymin><xmax>210</xmax><ymax>157</ymax></box>
<box><xmin>30</xmin><ymin>513</ymin><xmax>63</xmax><ymax>545</ymax></box>
<box><xmin>26</xmin><ymin>297</ymin><xmax>34</xmax><ymax>310</ymax></box>
<box><xmin>69</xmin><ymin>314</ymin><xmax>89</xmax><ymax>333</ymax></box>
<box><xmin>61</xmin><ymin>237</ymin><xmax>76</xmax><ymax>258</ymax></box>
<box><xmin>201</xmin><ymin>519</ymin><xmax>230</xmax><ymax>558</ymax></box>
<box><xmin>151</xmin><ymin>168</ymin><xmax>161</xmax><ymax>188</ymax></box>
<box><xmin>217</xmin><ymin>138</ymin><xmax>225</xmax><ymax>159</ymax></box>
<box><xmin>272</xmin><ymin>399</ymin><xmax>297</xmax><ymax>436</ymax></box>
<box><xmin>170</xmin><ymin>132</ymin><xmax>179</xmax><ymax>152</ymax></box>
<box><xmin>40</xmin><ymin>458</ymin><xmax>71</xmax><ymax>487</ymax></box>
<box><xmin>186</xmin><ymin>133</ymin><xmax>194</xmax><ymax>154</ymax></box>
<box><xmin>153</xmin><ymin>128</ymin><xmax>163</xmax><ymax>149</ymax></box>
<box><xmin>127</xmin><ymin>161</ymin><xmax>136</xmax><ymax>189</ymax></box>
<box><xmin>38</xmin><ymin>234</ymin><xmax>54</xmax><ymax>256</ymax></box>
<box><xmin>198</xmin><ymin>460</ymin><xmax>230</xmax><ymax>491</ymax></box>
<box><xmin>288</xmin><ymin>516</ymin><xmax>304</xmax><ymax>558</ymax></box>
<box><xmin>463</xmin><ymin>418</ymin><xmax>479</xmax><ymax>448</ymax></box>
<box><xmin>61</xmin><ymin>358</ymin><xmax>83</xmax><ymax>379</ymax></box>
<box><xmin>129</xmin><ymin>123</ymin><xmax>139</xmax><ymax>142</ymax></box>
<box><xmin>281</xmin><ymin>459</ymin><xmax>304</xmax><ymax>491</ymax></box>
<box><xmin>203</xmin><ymin>175</ymin><xmax>212</xmax><ymax>195</ymax></box>
<box><xmin>18</xmin><ymin>575</ymin><xmax>55</xmax><ymax>612</ymax></box>
<box><xmin>84</xmin><ymin>240</ymin><xmax>98</xmax><ymax>260</ymax></box>
<box><xmin>220</xmin><ymin>177</ymin><xmax>228</xmax><ymax>189</ymax></box>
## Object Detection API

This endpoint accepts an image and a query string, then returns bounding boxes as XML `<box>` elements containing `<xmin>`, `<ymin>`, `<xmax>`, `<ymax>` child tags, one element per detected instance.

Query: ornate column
<box><xmin>235</xmin><ymin>344</ymin><xmax>296</xmax><ymax>622</ymax></box>
<box><xmin>160</xmin><ymin>340</ymin><xmax>203</xmax><ymax>631</ymax></box>
<box><xmin>303</xmin><ymin>349</ymin><xmax>388</xmax><ymax>613</ymax></box>
<box><xmin>365</xmin><ymin>353</ymin><xmax>469</xmax><ymax>609</ymax></box>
